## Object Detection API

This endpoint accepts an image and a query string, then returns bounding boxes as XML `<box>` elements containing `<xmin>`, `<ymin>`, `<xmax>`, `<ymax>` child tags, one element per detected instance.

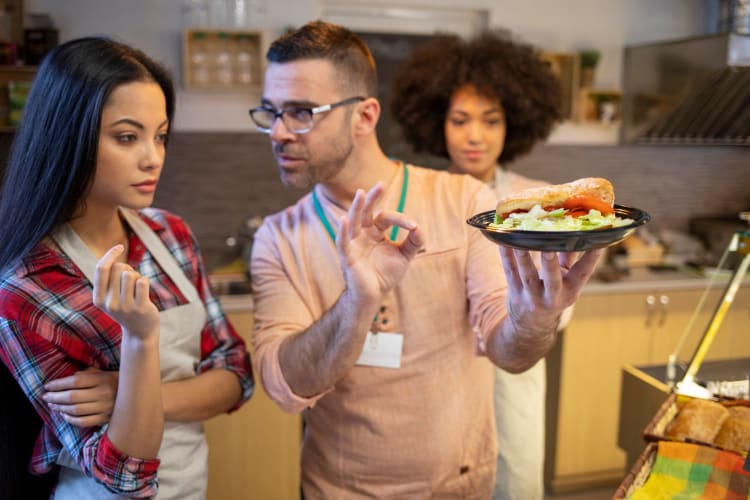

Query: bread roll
<box><xmin>728</xmin><ymin>406</ymin><xmax>750</xmax><ymax>419</ymax></box>
<box><xmin>665</xmin><ymin>398</ymin><xmax>730</xmax><ymax>443</ymax></box>
<box><xmin>714</xmin><ymin>415</ymin><xmax>750</xmax><ymax>454</ymax></box>
<box><xmin>495</xmin><ymin>177</ymin><xmax>614</xmax><ymax>216</ymax></box>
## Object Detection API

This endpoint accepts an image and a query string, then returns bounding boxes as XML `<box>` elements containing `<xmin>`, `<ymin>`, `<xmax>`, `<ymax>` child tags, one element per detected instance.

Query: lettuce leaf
<box><xmin>489</xmin><ymin>204</ymin><xmax>633</xmax><ymax>231</ymax></box>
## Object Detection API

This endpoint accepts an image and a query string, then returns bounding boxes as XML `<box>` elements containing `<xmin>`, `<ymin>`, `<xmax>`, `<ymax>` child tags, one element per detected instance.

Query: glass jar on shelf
<box><xmin>213</xmin><ymin>31</ymin><xmax>234</xmax><ymax>86</ymax></box>
<box><xmin>234</xmin><ymin>33</ymin><xmax>254</xmax><ymax>85</ymax></box>
<box><xmin>189</xmin><ymin>31</ymin><xmax>211</xmax><ymax>87</ymax></box>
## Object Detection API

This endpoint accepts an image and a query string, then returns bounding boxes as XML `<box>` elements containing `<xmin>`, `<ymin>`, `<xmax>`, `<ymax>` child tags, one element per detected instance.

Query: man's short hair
<box><xmin>267</xmin><ymin>20</ymin><xmax>377</xmax><ymax>97</ymax></box>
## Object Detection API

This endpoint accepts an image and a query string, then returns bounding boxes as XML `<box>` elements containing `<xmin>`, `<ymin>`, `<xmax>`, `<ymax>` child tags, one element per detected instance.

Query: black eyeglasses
<box><xmin>249</xmin><ymin>96</ymin><xmax>366</xmax><ymax>134</ymax></box>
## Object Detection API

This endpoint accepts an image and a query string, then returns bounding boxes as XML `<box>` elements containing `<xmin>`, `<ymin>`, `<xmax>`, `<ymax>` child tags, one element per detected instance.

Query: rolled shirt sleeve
<box><xmin>87</xmin><ymin>428</ymin><xmax>160</xmax><ymax>498</ymax></box>
<box><xmin>0</xmin><ymin>317</ymin><xmax>159</xmax><ymax>497</ymax></box>
<box><xmin>465</xmin><ymin>184</ymin><xmax>509</xmax><ymax>347</ymax></box>
<box><xmin>250</xmin><ymin>217</ymin><xmax>333</xmax><ymax>413</ymax></box>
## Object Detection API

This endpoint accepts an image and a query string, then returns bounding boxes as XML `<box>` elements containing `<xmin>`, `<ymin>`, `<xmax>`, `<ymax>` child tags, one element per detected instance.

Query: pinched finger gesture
<box><xmin>336</xmin><ymin>183</ymin><xmax>425</xmax><ymax>304</ymax></box>
<box><xmin>93</xmin><ymin>245</ymin><xmax>159</xmax><ymax>339</ymax></box>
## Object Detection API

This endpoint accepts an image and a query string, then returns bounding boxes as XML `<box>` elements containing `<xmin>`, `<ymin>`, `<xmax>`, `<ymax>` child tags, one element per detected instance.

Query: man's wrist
<box><xmin>507</xmin><ymin>302</ymin><xmax>559</xmax><ymax>341</ymax></box>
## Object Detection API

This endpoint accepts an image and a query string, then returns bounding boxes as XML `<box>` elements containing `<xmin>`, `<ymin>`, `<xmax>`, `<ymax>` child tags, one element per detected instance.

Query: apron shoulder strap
<box><xmin>119</xmin><ymin>209</ymin><xmax>202</xmax><ymax>304</ymax></box>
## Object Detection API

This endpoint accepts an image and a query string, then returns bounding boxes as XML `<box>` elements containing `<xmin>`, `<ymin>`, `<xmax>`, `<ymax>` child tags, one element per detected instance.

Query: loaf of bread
<box><xmin>665</xmin><ymin>398</ymin><xmax>730</xmax><ymax>443</ymax></box>
<box><xmin>714</xmin><ymin>415</ymin><xmax>750</xmax><ymax>454</ymax></box>
<box><xmin>495</xmin><ymin>177</ymin><xmax>614</xmax><ymax>216</ymax></box>
<box><xmin>728</xmin><ymin>406</ymin><xmax>750</xmax><ymax>419</ymax></box>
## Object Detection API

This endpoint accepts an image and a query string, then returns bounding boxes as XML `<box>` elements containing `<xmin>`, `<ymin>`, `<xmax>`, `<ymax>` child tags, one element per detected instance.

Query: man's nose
<box><xmin>269</xmin><ymin>115</ymin><xmax>295</xmax><ymax>142</ymax></box>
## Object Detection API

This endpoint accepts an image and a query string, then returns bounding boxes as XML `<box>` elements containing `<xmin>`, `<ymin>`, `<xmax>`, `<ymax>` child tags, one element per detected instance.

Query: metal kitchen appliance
<box><xmin>621</xmin><ymin>33</ymin><xmax>750</xmax><ymax>145</ymax></box>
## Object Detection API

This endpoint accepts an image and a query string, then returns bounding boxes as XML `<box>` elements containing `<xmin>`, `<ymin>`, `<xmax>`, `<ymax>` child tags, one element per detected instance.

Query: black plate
<box><xmin>466</xmin><ymin>204</ymin><xmax>651</xmax><ymax>252</ymax></box>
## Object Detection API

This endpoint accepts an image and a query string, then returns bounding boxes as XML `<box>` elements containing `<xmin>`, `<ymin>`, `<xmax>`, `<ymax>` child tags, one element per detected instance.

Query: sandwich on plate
<box><xmin>491</xmin><ymin>177</ymin><xmax>633</xmax><ymax>231</ymax></box>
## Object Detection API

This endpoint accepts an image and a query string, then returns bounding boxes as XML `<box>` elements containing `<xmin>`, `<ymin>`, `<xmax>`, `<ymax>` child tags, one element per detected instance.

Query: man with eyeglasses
<box><xmin>248</xmin><ymin>20</ymin><xmax>603</xmax><ymax>499</ymax></box>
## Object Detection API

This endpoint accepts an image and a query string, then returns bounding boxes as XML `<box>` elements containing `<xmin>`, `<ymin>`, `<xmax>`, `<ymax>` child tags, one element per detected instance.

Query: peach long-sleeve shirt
<box><xmin>251</xmin><ymin>165</ymin><xmax>508</xmax><ymax>499</ymax></box>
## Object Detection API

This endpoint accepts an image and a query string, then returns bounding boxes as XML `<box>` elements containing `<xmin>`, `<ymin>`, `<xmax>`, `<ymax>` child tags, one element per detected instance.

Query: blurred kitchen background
<box><xmin>0</xmin><ymin>0</ymin><xmax>746</xmax><ymax>275</ymax></box>
<box><xmin>1</xmin><ymin>1</ymin><xmax>750</xmax><ymax>499</ymax></box>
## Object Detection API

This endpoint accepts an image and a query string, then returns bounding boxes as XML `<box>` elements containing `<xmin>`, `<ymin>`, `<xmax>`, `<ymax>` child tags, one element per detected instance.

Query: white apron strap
<box><xmin>118</xmin><ymin>208</ymin><xmax>201</xmax><ymax>304</ymax></box>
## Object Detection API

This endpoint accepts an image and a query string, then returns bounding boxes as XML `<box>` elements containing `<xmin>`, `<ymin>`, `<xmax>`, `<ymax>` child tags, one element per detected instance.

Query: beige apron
<box><xmin>51</xmin><ymin>208</ymin><xmax>208</xmax><ymax>499</ymax></box>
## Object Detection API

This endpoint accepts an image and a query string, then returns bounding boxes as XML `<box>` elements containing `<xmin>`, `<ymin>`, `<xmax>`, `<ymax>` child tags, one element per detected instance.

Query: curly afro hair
<box><xmin>391</xmin><ymin>30</ymin><xmax>563</xmax><ymax>165</ymax></box>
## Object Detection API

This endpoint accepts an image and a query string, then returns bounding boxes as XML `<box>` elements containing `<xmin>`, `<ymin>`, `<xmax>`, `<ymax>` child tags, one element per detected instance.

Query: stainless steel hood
<box><xmin>621</xmin><ymin>33</ymin><xmax>750</xmax><ymax>145</ymax></box>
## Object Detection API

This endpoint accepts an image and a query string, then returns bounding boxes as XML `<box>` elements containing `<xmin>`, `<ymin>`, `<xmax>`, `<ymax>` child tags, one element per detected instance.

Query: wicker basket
<box><xmin>642</xmin><ymin>393</ymin><xmax>681</xmax><ymax>443</ymax></box>
<box><xmin>612</xmin><ymin>443</ymin><xmax>657</xmax><ymax>500</ymax></box>
<box><xmin>642</xmin><ymin>392</ymin><xmax>750</xmax><ymax>455</ymax></box>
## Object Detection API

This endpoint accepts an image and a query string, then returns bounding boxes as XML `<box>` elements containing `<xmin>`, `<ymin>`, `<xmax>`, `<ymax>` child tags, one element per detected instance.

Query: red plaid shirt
<box><xmin>0</xmin><ymin>208</ymin><xmax>253</xmax><ymax>498</ymax></box>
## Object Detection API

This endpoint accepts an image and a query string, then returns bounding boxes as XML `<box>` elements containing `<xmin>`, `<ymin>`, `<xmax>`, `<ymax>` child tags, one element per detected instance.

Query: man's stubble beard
<box><xmin>279</xmin><ymin>118</ymin><xmax>355</xmax><ymax>190</ymax></box>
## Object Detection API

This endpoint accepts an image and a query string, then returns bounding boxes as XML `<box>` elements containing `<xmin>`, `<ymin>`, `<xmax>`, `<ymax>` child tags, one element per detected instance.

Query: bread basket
<box><xmin>612</xmin><ymin>443</ymin><xmax>657</xmax><ymax>499</ymax></box>
<box><xmin>642</xmin><ymin>392</ymin><xmax>750</xmax><ymax>456</ymax></box>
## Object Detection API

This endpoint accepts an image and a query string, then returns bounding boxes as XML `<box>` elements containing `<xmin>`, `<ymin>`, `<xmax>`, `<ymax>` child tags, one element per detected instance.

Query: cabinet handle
<box><xmin>645</xmin><ymin>294</ymin><xmax>656</xmax><ymax>328</ymax></box>
<box><xmin>658</xmin><ymin>295</ymin><xmax>669</xmax><ymax>327</ymax></box>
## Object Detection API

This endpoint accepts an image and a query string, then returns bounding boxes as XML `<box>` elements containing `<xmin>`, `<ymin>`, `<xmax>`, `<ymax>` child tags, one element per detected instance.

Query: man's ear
<box><xmin>352</xmin><ymin>97</ymin><xmax>380</xmax><ymax>136</ymax></box>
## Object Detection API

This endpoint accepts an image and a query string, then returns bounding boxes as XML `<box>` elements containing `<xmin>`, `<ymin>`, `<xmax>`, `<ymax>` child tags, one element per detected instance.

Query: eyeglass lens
<box><xmin>251</xmin><ymin>107</ymin><xmax>313</xmax><ymax>133</ymax></box>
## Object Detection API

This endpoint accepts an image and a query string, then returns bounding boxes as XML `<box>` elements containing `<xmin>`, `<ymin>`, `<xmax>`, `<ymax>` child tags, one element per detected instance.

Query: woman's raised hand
<box><xmin>93</xmin><ymin>245</ymin><xmax>159</xmax><ymax>340</ymax></box>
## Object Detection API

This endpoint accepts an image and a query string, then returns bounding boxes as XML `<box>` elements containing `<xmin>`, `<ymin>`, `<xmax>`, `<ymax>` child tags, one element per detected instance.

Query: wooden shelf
<box><xmin>0</xmin><ymin>65</ymin><xmax>37</xmax><ymax>75</ymax></box>
<box><xmin>0</xmin><ymin>65</ymin><xmax>36</xmax><ymax>128</ymax></box>
<box><xmin>182</xmin><ymin>29</ymin><xmax>264</xmax><ymax>91</ymax></box>
<box><xmin>547</xmin><ymin>120</ymin><xmax>621</xmax><ymax>145</ymax></box>
<box><xmin>576</xmin><ymin>87</ymin><xmax>623</xmax><ymax>123</ymax></box>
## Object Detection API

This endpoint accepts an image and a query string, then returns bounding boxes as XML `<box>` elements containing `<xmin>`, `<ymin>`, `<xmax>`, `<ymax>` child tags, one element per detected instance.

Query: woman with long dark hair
<box><xmin>0</xmin><ymin>37</ymin><xmax>253</xmax><ymax>499</ymax></box>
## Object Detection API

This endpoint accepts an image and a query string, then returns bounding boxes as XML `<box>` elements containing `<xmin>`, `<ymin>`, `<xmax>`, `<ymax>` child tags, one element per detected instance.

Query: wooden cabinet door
<box><xmin>648</xmin><ymin>288</ymin><xmax>733</xmax><ymax>365</ymax></box>
<box><xmin>553</xmin><ymin>292</ymin><xmax>651</xmax><ymax>482</ymax></box>
<box><xmin>652</xmin><ymin>286</ymin><xmax>748</xmax><ymax>365</ymax></box>
<box><xmin>727</xmin><ymin>287</ymin><xmax>750</xmax><ymax>358</ymax></box>
<box><xmin>205</xmin><ymin>311</ymin><xmax>302</xmax><ymax>500</ymax></box>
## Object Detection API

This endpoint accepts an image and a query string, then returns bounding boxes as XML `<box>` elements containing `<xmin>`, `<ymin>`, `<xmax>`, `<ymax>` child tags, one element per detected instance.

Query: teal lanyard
<box><xmin>312</xmin><ymin>161</ymin><xmax>409</xmax><ymax>243</ymax></box>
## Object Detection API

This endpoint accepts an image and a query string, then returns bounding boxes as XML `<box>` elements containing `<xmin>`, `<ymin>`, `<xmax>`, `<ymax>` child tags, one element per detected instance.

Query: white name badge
<box><xmin>355</xmin><ymin>332</ymin><xmax>403</xmax><ymax>369</ymax></box>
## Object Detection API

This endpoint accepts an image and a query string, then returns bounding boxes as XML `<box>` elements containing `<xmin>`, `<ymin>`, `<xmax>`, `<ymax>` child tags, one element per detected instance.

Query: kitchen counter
<box><xmin>218</xmin><ymin>293</ymin><xmax>253</xmax><ymax>313</ymax></box>
<box><xmin>582</xmin><ymin>266</ymin><xmax>750</xmax><ymax>295</ymax></box>
<box><xmin>217</xmin><ymin>267</ymin><xmax>749</xmax><ymax>311</ymax></box>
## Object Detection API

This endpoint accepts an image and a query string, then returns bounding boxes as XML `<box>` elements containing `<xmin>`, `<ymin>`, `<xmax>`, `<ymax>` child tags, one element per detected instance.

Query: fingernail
<box><xmin>544</xmin><ymin>252</ymin><xmax>555</xmax><ymax>260</ymax></box>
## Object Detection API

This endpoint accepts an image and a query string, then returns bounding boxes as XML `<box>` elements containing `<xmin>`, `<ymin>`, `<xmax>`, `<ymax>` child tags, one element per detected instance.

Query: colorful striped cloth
<box><xmin>628</xmin><ymin>441</ymin><xmax>750</xmax><ymax>499</ymax></box>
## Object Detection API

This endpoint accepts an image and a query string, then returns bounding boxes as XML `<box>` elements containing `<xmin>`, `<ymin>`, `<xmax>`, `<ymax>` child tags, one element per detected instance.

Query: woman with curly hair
<box><xmin>392</xmin><ymin>30</ymin><xmax>565</xmax><ymax>500</ymax></box>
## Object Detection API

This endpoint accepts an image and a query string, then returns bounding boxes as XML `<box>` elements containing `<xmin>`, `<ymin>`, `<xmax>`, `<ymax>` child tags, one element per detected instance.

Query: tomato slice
<box><xmin>563</xmin><ymin>195</ymin><xmax>614</xmax><ymax>216</ymax></box>
<box><xmin>566</xmin><ymin>208</ymin><xmax>590</xmax><ymax>218</ymax></box>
